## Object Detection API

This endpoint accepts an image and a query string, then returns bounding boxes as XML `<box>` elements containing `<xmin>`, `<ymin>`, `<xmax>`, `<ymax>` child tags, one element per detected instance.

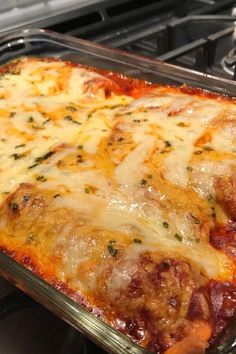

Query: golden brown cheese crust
<box><xmin>0</xmin><ymin>57</ymin><xmax>235</xmax><ymax>353</ymax></box>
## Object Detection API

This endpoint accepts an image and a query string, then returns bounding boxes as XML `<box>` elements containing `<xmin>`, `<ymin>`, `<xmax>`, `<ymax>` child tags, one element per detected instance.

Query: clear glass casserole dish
<box><xmin>0</xmin><ymin>28</ymin><xmax>235</xmax><ymax>354</ymax></box>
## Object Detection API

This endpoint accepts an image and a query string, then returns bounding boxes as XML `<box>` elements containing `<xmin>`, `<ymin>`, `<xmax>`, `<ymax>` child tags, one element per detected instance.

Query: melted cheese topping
<box><xmin>0</xmin><ymin>57</ymin><xmax>235</xmax><ymax>286</ymax></box>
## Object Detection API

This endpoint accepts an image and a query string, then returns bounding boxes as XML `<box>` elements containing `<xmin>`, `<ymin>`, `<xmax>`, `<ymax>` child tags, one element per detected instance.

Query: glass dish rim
<box><xmin>0</xmin><ymin>28</ymin><xmax>235</xmax><ymax>354</ymax></box>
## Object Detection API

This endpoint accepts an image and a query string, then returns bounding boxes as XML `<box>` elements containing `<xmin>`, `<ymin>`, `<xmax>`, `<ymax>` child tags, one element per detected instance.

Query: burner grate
<box><xmin>87</xmin><ymin>0</ymin><xmax>236</xmax><ymax>80</ymax></box>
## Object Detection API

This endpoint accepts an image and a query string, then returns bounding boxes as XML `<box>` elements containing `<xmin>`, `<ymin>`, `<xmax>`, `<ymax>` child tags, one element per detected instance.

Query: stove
<box><xmin>1</xmin><ymin>1</ymin><xmax>236</xmax><ymax>353</ymax></box>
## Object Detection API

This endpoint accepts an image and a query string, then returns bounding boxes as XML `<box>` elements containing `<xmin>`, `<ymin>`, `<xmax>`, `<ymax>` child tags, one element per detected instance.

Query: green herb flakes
<box><xmin>162</xmin><ymin>221</ymin><xmax>169</xmax><ymax>229</ymax></box>
<box><xmin>15</xmin><ymin>143</ymin><xmax>26</xmax><ymax>149</ymax></box>
<box><xmin>23</xmin><ymin>195</ymin><xmax>30</xmax><ymax>202</ymax></box>
<box><xmin>190</xmin><ymin>214</ymin><xmax>200</xmax><ymax>225</ymax></box>
<box><xmin>10</xmin><ymin>153</ymin><xmax>25</xmax><ymax>160</ymax></box>
<box><xmin>140</xmin><ymin>179</ymin><xmax>147</xmax><ymax>186</ymax></box>
<box><xmin>107</xmin><ymin>240</ymin><xmax>118</xmax><ymax>257</ymax></box>
<box><xmin>28</xmin><ymin>163</ymin><xmax>38</xmax><ymax>169</ymax></box>
<box><xmin>64</xmin><ymin>115</ymin><xmax>81</xmax><ymax>125</ymax></box>
<box><xmin>194</xmin><ymin>150</ymin><xmax>202</xmax><ymax>155</ymax></box>
<box><xmin>161</xmin><ymin>261</ymin><xmax>170</xmax><ymax>269</ymax></box>
<box><xmin>36</xmin><ymin>175</ymin><xmax>47</xmax><ymax>182</ymax></box>
<box><xmin>165</xmin><ymin>141</ymin><xmax>171</xmax><ymax>148</ymax></box>
<box><xmin>207</xmin><ymin>194</ymin><xmax>214</xmax><ymax>201</ymax></box>
<box><xmin>43</xmin><ymin>118</ymin><xmax>51</xmax><ymax>125</ymax></box>
<box><xmin>174</xmin><ymin>233</ymin><xmax>182</xmax><ymax>242</ymax></box>
<box><xmin>9</xmin><ymin>202</ymin><xmax>19</xmax><ymax>211</ymax></box>
<box><xmin>64</xmin><ymin>115</ymin><xmax>73</xmax><ymax>121</ymax></box>
<box><xmin>177</xmin><ymin>122</ymin><xmax>185</xmax><ymax>127</ymax></box>
<box><xmin>66</xmin><ymin>106</ymin><xmax>77</xmax><ymax>112</ymax></box>
<box><xmin>133</xmin><ymin>238</ymin><xmax>142</xmax><ymax>244</ymax></box>
<box><xmin>26</xmin><ymin>234</ymin><xmax>36</xmax><ymax>244</ymax></box>
<box><xmin>73</xmin><ymin>120</ymin><xmax>82</xmax><ymax>125</ymax></box>
<box><xmin>35</xmin><ymin>151</ymin><xmax>54</xmax><ymax>163</ymax></box>
<box><xmin>211</xmin><ymin>207</ymin><xmax>216</xmax><ymax>218</ymax></box>
<box><xmin>203</xmin><ymin>146</ymin><xmax>214</xmax><ymax>151</ymax></box>
<box><xmin>84</xmin><ymin>187</ymin><xmax>90</xmax><ymax>194</ymax></box>
<box><xmin>77</xmin><ymin>154</ymin><xmax>83</xmax><ymax>163</ymax></box>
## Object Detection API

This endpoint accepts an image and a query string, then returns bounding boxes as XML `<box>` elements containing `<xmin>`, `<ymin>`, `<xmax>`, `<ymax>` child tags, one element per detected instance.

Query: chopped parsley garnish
<box><xmin>23</xmin><ymin>195</ymin><xmax>30</xmax><ymax>202</ymax></box>
<box><xmin>190</xmin><ymin>214</ymin><xmax>200</xmax><ymax>225</ymax></box>
<box><xmin>26</xmin><ymin>234</ymin><xmax>36</xmax><ymax>244</ymax></box>
<box><xmin>66</xmin><ymin>106</ymin><xmax>77</xmax><ymax>112</ymax></box>
<box><xmin>35</xmin><ymin>151</ymin><xmax>54</xmax><ymax>163</ymax></box>
<box><xmin>36</xmin><ymin>175</ymin><xmax>47</xmax><ymax>182</ymax></box>
<box><xmin>43</xmin><ymin>118</ymin><xmax>51</xmax><ymax>125</ymax></box>
<box><xmin>194</xmin><ymin>150</ymin><xmax>202</xmax><ymax>155</ymax></box>
<box><xmin>133</xmin><ymin>238</ymin><xmax>142</xmax><ymax>244</ymax></box>
<box><xmin>9</xmin><ymin>202</ymin><xmax>19</xmax><ymax>211</ymax></box>
<box><xmin>84</xmin><ymin>185</ymin><xmax>97</xmax><ymax>194</ymax></box>
<box><xmin>161</xmin><ymin>261</ymin><xmax>170</xmax><ymax>269</ymax></box>
<box><xmin>107</xmin><ymin>240</ymin><xmax>118</xmax><ymax>257</ymax></box>
<box><xmin>174</xmin><ymin>233</ymin><xmax>182</xmax><ymax>242</ymax></box>
<box><xmin>15</xmin><ymin>143</ymin><xmax>26</xmax><ymax>149</ymax></box>
<box><xmin>10</xmin><ymin>153</ymin><xmax>25</xmax><ymax>160</ymax></box>
<box><xmin>177</xmin><ymin>122</ymin><xmax>185</xmax><ymax>127</ymax></box>
<box><xmin>77</xmin><ymin>145</ymin><xmax>83</xmax><ymax>149</ymax></box>
<box><xmin>165</xmin><ymin>141</ymin><xmax>171</xmax><ymax>148</ymax></box>
<box><xmin>211</xmin><ymin>207</ymin><xmax>216</xmax><ymax>218</ymax></box>
<box><xmin>28</xmin><ymin>116</ymin><xmax>34</xmax><ymax>123</ymax></box>
<box><xmin>203</xmin><ymin>146</ymin><xmax>214</xmax><ymax>151</ymax></box>
<box><xmin>162</xmin><ymin>221</ymin><xmax>169</xmax><ymax>229</ymax></box>
<box><xmin>73</xmin><ymin>120</ymin><xmax>82</xmax><ymax>125</ymax></box>
<box><xmin>133</xmin><ymin>119</ymin><xmax>141</xmax><ymax>123</ymax></box>
<box><xmin>32</xmin><ymin>125</ymin><xmax>43</xmax><ymax>130</ymax></box>
<box><xmin>207</xmin><ymin>194</ymin><xmax>214</xmax><ymax>201</ymax></box>
<box><xmin>64</xmin><ymin>115</ymin><xmax>73</xmax><ymax>121</ymax></box>
<box><xmin>77</xmin><ymin>154</ymin><xmax>83</xmax><ymax>163</ymax></box>
<box><xmin>64</xmin><ymin>115</ymin><xmax>82</xmax><ymax>125</ymax></box>
<box><xmin>84</xmin><ymin>187</ymin><xmax>90</xmax><ymax>194</ymax></box>
<box><xmin>186</xmin><ymin>166</ymin><xmax>193</xmax><ymax>172</ymax></box>
<box><xmin>140</xmin><ymin>179</ymin><xmax>147</xmax><ymax>186</ymax></box>
<box><xmin>28</xmin><ymin>163</ymin><xmax>38</xmax><ymax>169</ymax></box>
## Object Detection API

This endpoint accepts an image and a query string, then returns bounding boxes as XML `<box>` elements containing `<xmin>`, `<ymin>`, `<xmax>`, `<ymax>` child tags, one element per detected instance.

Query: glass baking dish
<box><xmin>0</xmin><ymin>28</ymin><xmax>235</xmax><ymax>354</ymax></box>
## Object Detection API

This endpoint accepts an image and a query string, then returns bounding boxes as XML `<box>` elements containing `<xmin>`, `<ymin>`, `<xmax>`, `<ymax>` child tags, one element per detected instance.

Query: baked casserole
<box><xmin>0</xmin><ymin>57</ymin><xmax>235</xmax><ymax>354</ymax></box>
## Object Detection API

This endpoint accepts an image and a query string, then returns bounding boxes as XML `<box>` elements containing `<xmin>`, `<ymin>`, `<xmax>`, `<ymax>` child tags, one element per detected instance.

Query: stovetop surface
<box><xmin>1</xmin><ymin>1</ymin><xmax>236</xmax><ymax>354</ymax></box>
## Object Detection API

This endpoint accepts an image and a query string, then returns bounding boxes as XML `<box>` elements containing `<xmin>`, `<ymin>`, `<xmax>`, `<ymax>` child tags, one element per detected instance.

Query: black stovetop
<box><xmin>1</xmin><ymin>1</ymin><xmax>236</xmax><ymax>353</ymax></box>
